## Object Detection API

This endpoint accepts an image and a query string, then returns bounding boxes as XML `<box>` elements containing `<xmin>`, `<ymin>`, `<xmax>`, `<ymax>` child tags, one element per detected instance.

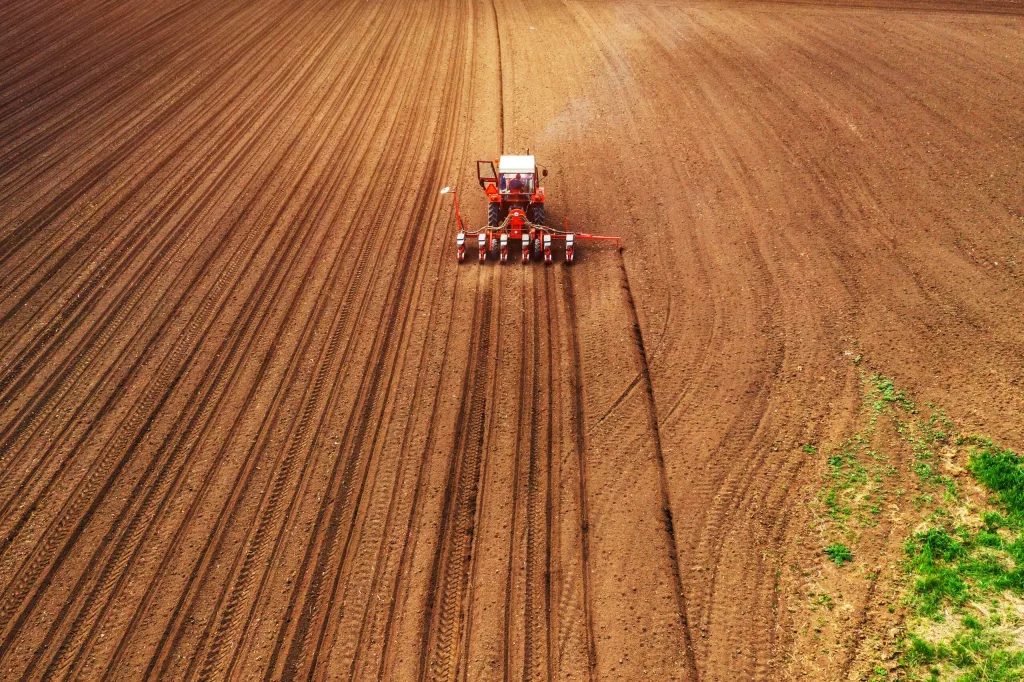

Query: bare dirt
<box><xmin>0</xmin><ymin>0</ymin><xmax>1022</xmax><ymax>679</ymax></box>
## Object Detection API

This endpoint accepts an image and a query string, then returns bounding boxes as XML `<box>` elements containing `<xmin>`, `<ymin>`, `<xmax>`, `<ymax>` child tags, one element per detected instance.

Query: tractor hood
<box><xmin>498</xmin><ymin>155</ymin><xmax>535</xmax><ymax>175</ymax></box>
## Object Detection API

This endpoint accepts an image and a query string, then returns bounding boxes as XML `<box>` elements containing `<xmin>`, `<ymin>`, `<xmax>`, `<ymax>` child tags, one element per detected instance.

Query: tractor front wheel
<box><xmin>488</xmin><ymin>203</ymin><xmax>501</xmax><ymax>227</ymax></box>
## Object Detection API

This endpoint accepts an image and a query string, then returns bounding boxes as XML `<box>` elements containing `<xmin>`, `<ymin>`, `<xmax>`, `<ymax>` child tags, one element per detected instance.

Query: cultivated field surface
<box><xmin>0</xmin><ymin>0</ymin><xmax>1022</xmax><ymax>679</ymax></box>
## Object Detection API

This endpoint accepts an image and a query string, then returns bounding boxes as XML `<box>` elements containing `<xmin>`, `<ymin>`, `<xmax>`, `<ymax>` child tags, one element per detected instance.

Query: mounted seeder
<box><xmin>442</xmin><ymin>155</ymin><xmax>620</xmax><ymax>264</ymax></box>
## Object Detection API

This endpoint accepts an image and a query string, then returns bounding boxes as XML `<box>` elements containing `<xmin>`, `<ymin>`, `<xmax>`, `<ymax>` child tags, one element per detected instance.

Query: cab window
<box><xmin>477</xmin><ymin>161</ymin><xmax>497</xmax><ymax>186</ymax></box>
<box><xmin>501</xmin><ymin>173</ymin><xmax>534</xmax><ymax>193</ymax></box>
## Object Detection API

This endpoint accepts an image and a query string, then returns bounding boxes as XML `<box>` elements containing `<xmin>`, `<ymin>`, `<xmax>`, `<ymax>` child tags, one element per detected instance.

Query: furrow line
<box><xmin>561</xmin><ymin>275</ymin><xmax>597</xmax><ymax>678</ymax></box>
<box><xmin>185</xmin><ymin>9</ymin><xmax>428</xmax><ymax>680</ymax></box>
<box><xmin>421</xmin><ymin>281</ymin><xmax>494</xmax><ymax>682</ymax></box>
<box><xmin>255</xmin><ymin>4</ymin><xmax>470</xmax><ymax>677</ymax></box>
<box><xmin>0</xmin><ymin>0</ymin><xmax>350</xmax><ymax>644</ymax></box>
<box><xmin>617</xmin><ymin>259</ymin><xmax>700</xmax><ymax>680</ymax></box>
<box><xmin>92</xmin><ymin>54</ymin><xmax>404</xmax><ymax>678</ymax></box>
<box><xmin>0</xmin><ymin>0</ymin><xmax>298</xmax><ymax>315</ymax></box>
<box><xmin>0</xmin><ymin>0</ymin><xmax>261</xmax><ymax>186</ymax></box>
<box><xmin>0</xmin><ymin>0</ymin><xmax>298</xmax><ymax>275</ymax></box>
<box><xmin>0</xmin><ymin>0</ymin><xmax>340</xmax><ymax>493</ymax></box>
<box><xmin>105</xmin><ymin>9</ymin><xmax>422</xmax><ymax>680</ymax></box>
<box><xmin>9</xmin><ymin>1</ymin><xmax>387</xmax><ymax>677</ymax></box>
<box><xmin>298</xmin><ymin>3</ymin><xmax>473</xmax><ymax>676</ymax></box>
<box><xmin>0</xmin><ymin>0</ymin><xmax>356</xmax><ymax>551</ymax></box>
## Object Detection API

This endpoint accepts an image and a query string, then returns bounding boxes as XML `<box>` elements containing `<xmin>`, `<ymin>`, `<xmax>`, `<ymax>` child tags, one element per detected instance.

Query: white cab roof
<box><xmin>498</xmin><ymin>155</ymin><xmax>535</xmax><ymax>174</ymax></box>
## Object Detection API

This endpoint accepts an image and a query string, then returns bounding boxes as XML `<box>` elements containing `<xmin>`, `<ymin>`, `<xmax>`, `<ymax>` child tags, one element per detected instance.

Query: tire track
<box><xmin>0</xmin><ymin>0</ymin><xmax>385</xmax><ymax>659</ymax></box>
<box><xmin>617</xmin><ymin>258</ymin><xmax>700</xmax><ymax>681</ymax></box>
<box><xmin>284</xmin><ymin>9</ymin><xmax>475</xmax><ymax>679</ymax></box>
<box><xmin>184</xmin><ymin>14</ymin><xmax>437</xmax><ymax>678</ymax></box>
<box><xmin>371</xmin><ymin>237</ymin><xmax>472</xmax><ymax>682</ymax></box>
<box><xmin>268</xmin><ymin>55</ymin><xmax>465</xmax><ymax>682</ymax></box>
<box><xmin>7</xmin><ymin>1</ymin><xmax>402</xmax><ymax>677</ymax></box>
<box><xmin>458</xmin><ymin>263</ymin><xmax>506</xmax><ymax>682</ymax></box>
<box><xmin>0</xmin><ymin>0</ymin><xmax>348</xmax><ymax>501</ymax></box>
<box><xmin>523</xmin><ymin>268</ymin><xmax>555</xmax><ymax>682</ymax></box>
<box><xmin>367</xmin><ymin>64</ymin><xmax>481</xmax><ymax>676</ymax></box>
<box><xmin>633</xmin><ymin>16</ymin><xmax>831</xmax><ymax>674</ymax></box>
<box><xmin>560</xmin><ymin>274</ymin><xmax>597</xmax><ymax>678</ymax></box>
<box><xmin>499</xmin><ymin>270</ymin><xmax>533</xmax><ymax>682</ymax></box>
<box><xmin>93</xmin><ymin>9</ymin><xmax>436</xmax><ymax>675</ymax></box>
<box><xmin>0</xmin><ymin>0</ymin><xmax>358</xmax><ymax>562</ymax></box>
<box><xmin>420</xmin><ymin>280</ymin><xmax>494</xmax><ymax>682</ymax></box>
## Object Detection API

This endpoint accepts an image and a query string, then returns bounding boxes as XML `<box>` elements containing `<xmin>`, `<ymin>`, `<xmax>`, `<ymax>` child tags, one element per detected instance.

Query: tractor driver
<box><xmin>509</xmin><ymin>173</ymin><xmax>525</xmax><ymax>193</ymax></box>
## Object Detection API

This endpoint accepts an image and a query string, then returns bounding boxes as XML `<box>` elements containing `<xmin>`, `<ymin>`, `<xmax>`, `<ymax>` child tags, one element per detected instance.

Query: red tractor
<box><xmin>445</xmin><ymin>155</ymin><xmax>619</xmax><ymax>264</ymax></box>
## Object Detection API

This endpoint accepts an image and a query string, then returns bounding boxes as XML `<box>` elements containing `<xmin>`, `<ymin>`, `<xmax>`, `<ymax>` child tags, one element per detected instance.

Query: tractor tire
<box><xmin>488</xmin><ymin>203</ymin><xmax>501</xmax><ymax>227</ymax></box>
<box><xmin>528</xmin><ymin>205</ymin><xmax>545</xmax><ymax>226</ymax></box>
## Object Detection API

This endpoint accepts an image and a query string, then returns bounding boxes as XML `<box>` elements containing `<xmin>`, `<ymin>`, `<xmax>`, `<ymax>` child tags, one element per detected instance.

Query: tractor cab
<box><xmin>498</xmin><ymin>155</ymin><xmax>535</xmax><ymax>194</ymax></box>
<box><xmin>497</xmin><ymin>154</ymin><xmax>536</xmax><ymax>193</ymax></box>
<box><xmin>477</xmin><ymin>155</ymin><xmax>545</xmax><ymax>196</ymax></box>
<box><xmin>476</xmin><ymin>154</ymin><xmax>549</xmax><ymax>235</ymax></box>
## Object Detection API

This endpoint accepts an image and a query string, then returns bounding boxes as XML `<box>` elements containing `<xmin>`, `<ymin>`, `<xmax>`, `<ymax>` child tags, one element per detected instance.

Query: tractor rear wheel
<box><xmin>488</xmin><ymin>203</ymin><xmax>501</xmax><ymax>227</ymax></box>
<box><xmin>528</xmin><ymin>205</ymin><xmax>545</xmax><ymax>226</ymax></box>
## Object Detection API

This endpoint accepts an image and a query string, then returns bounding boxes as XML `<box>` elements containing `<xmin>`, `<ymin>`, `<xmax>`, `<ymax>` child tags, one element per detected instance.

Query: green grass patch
<box><xmin>815</xmin><ymin>373</ymin><xmax>940</xmax><ymax>540</ymax></box>
<box><xmin>812</xmin><ymin>366</ymin><xmax>1024</xmax><ymax>680</ymax></box>
<box><xmin>896</xmin><ymin>423</ymin><xmax>1024</xmax><ymax>680</ymax></box>
<box><xmin>967</xmin><ymin>438</ymin><xmax>1024</xmax><ymax>520</ymax></box>
<box><xmin>901</xmin><ymin>617</ymin><xmax>1024</xmax><ymax>681</ymax></box>
<box><xmin>824</xmin><ymin>543</ymin><xmax>854</xmax><ymax>566</ymax></box>
<box><xmin>871</xmin><ymin>374</ymin><xmax>916</xmax><ymax>414</ymax></box>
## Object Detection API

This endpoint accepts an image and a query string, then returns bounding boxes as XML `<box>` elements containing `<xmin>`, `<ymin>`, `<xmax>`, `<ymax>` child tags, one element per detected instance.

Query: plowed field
<box><xmin>1</xmin><ymin>0</ymin><xmax>1022</xmax><ymax>679</ymax></box>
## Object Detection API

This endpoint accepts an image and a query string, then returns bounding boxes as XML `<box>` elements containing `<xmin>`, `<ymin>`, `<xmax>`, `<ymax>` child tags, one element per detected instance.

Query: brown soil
<box><xmin>0</xmin><ymin>0</ymin><xmax>1021</xmax><ymax>679</ymax></box>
